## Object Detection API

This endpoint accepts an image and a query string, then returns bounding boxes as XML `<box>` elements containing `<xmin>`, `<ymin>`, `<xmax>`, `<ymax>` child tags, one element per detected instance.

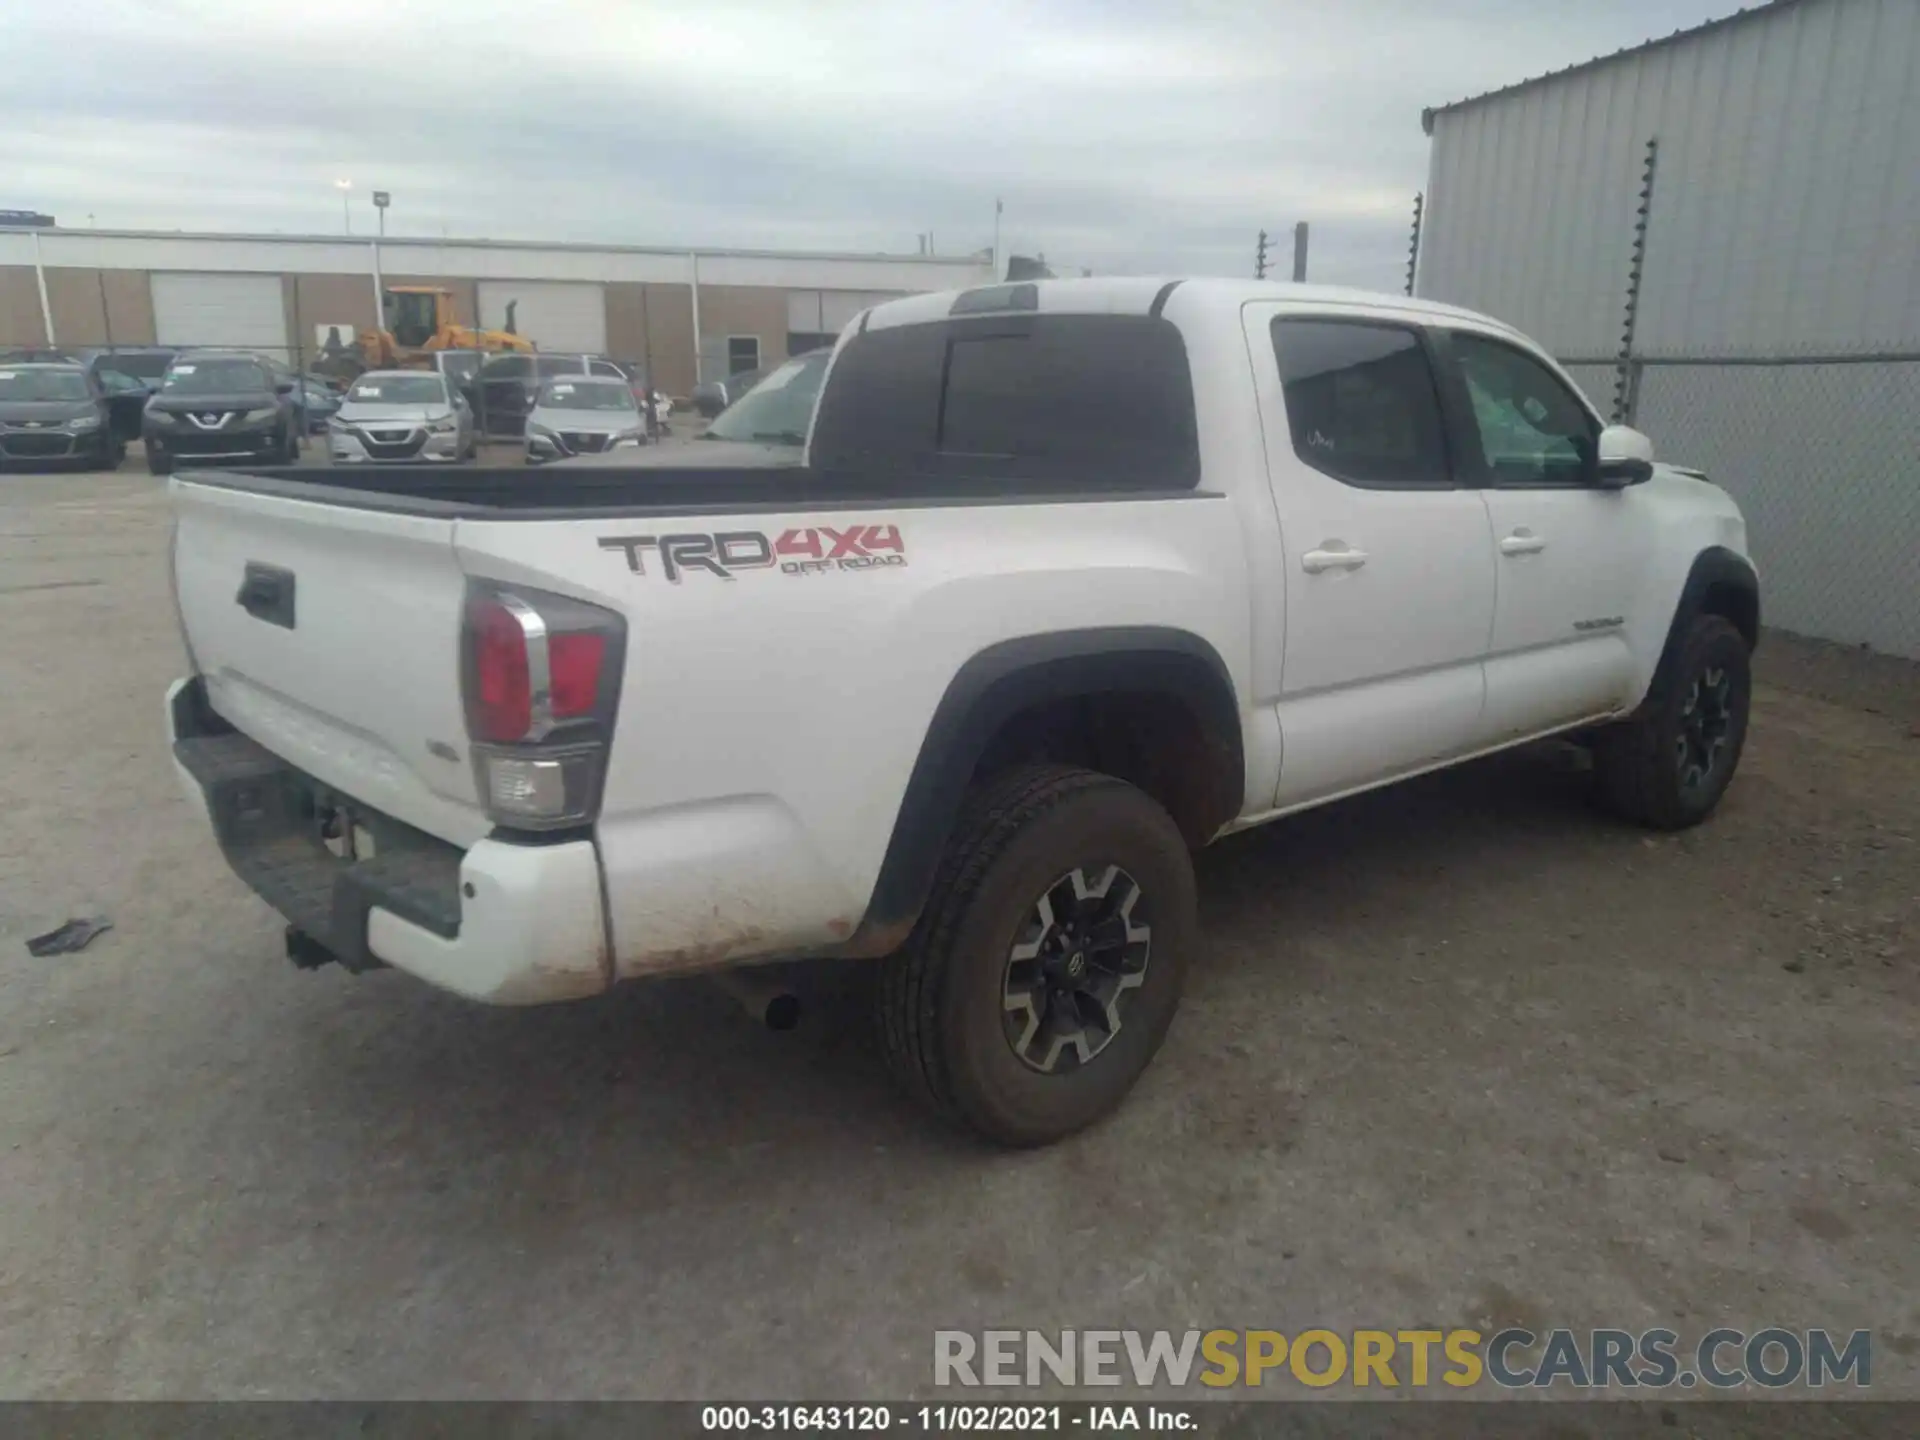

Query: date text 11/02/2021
<box><xmin>701</xmin><ymin>1405</ymin><xmax>1194</xmax><ymax>1432</ymax></box>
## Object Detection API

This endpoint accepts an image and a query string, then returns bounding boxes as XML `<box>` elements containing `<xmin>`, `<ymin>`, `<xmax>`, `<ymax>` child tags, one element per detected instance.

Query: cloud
<box><xmin>1</xmin><ymin>0</ymin><xmax>1742</xmax><ymax>286</ymax></box>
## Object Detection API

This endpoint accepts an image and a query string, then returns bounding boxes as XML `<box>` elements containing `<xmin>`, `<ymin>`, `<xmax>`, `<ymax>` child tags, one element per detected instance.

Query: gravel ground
<box><xmin>0</xmin><ymin>465</ymin><xmax>1915</xmax><ymax>1402</ymax></box>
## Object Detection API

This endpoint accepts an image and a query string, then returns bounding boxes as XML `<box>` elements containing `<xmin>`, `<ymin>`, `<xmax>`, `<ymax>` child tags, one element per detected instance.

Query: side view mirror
<box><xmin>1593</xmin><ymin>424</ymin><xmax>1654</xmax><ymax>489</ymax></box>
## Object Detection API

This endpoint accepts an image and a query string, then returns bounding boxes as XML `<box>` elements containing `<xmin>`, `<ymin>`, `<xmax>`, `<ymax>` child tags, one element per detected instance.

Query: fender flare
<box><xmin>1646</xmin><ymin>546</ymin><xmax>1760</xmax><ymax>705</ymax></box>
<box><xmin>842</xmin><ymin>626</ymin><xmax>1243</xmax><ymax>956</ymax></box>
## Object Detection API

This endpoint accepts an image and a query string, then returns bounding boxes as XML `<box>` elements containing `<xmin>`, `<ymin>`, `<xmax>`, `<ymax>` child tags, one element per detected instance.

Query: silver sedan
<box><xmin>524</xmin><ymin>376</ymin><xmax>649</xmax><ymax>463</ymax></box>
<box><xmin>327</xmin><ymin>370</ymin><xmax>476</xmax><ymax>464</ymax></box>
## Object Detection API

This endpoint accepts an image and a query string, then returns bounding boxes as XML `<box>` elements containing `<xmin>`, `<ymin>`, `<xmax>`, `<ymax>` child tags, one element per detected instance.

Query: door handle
<box><xmin>1499</xmin><ymin>530</ymin><xmax>1547</xmax><ymax>557</ymax></box>
<box><xmin>1301</xmin><ymin>546</ymin><xmax>1369</xmax><ymax>574</ymax></box>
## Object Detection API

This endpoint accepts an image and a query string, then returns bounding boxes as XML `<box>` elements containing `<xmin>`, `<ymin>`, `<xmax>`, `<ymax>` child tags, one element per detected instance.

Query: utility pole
<box><xmin>992</xmin><ymin>199</ymin><xmax>1003</xmax><ymax>281</ymax></box>
<box><xmin>1255</xmin><ymin>229</ymin><xmax>1270</xmax><ymax>280</ymax></box>
<box><xmin>1292</xmin><ymin>221</ymin><xmax>1309</xmax><ymax>282</ymax></box>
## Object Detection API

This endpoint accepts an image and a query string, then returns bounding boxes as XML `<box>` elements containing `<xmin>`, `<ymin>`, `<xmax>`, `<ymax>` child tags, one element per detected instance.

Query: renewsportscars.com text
<box><xmin>933</xmin><ymin>1328</ymin><xmax>1872</xmax><ymax>1391</ymax></box>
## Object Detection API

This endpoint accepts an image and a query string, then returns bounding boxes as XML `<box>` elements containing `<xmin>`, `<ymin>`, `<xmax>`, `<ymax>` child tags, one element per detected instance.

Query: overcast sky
<box><xmin>4</xmin><ymin>0</ymin><xmax>1739</xmax><ymax>288</ymax></box>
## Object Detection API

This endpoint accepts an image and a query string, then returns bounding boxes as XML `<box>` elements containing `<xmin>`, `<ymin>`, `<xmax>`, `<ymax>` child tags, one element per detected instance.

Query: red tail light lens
<box><xmin>548</xmin><ymin>632</ymin><xmax>606</xmax><ymax>719</ymax></box>
<box><xmin>467</xmin><ymin>595</ymin><xmax>532</xmax><ymax>742</ymax></box>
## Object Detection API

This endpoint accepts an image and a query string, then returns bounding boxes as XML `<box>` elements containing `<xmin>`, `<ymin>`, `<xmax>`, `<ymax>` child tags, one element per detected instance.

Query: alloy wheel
<box><xmin>1676</xmin><ymin>664</ymin><xmax>1734</xmax><ymax>793</ymax></box>
<box><xmin>1001</xmin><ymin>865</ymin><xmax>1152</xmax><ymax>1075</ymax></box>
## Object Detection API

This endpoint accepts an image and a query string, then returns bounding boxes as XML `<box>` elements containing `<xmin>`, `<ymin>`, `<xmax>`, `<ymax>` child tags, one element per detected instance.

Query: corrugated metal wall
<box><xmin>1418</xmin><ymin>0</ymin><xmax>1920</xmax><ymax>657</ymax></box>
<box><xmin>1419</xmin><ymin>0</ymin><xmax>1920</xmax><ymax>359</ymax></box>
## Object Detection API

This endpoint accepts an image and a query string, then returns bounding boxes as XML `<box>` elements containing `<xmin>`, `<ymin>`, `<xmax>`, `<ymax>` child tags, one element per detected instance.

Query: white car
<box><xmin>523</xmin><ymin>375</ymin><xmax>650</xmax><ymax>463</ymax></box>
<box><xmin>327</xmin><ymin>370</ymin><xmax>474</xmax><ymax>463</ymax></box>
<box><xmin>166</xmin><ymin>277</ymin><xmax>1758</xmax><ymax>1146</ymax></box>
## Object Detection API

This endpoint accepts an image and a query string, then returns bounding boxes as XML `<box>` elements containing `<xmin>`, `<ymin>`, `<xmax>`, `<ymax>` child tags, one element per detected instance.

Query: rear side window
<box><xmin>1271</xmin><ymin>318</ymin><xmax>1450</xmax><ymax>489</ymax></box>
<box><xmin>809</xmin><ymin>314</ymin><xmax>1199</xmax><ymax>489</ymax></box>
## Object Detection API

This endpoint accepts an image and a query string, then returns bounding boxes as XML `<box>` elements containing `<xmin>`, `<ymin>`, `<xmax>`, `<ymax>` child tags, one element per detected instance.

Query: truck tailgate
<box><xmin>171</xmin><ymin>478</ymin><xmax>488</xmax><ymax>846</ymax></box>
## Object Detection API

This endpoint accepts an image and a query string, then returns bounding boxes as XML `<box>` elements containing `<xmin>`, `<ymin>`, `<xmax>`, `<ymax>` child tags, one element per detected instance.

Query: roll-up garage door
<box><xmin>476</xmin><ymin>281</ymin><xmax>607</xmax><ymax>353</ymax></box>
<box><xmin>150</xmin><ymin>273</ymin><xmax>289</xmax><ymax>358</ymax></box>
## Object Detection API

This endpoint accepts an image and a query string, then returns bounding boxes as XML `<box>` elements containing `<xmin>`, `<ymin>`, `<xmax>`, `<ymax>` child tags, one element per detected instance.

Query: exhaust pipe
<box><xmin>711</xmin><ymin>966</ymin><xmax>801</xmax><ymax>1031</ymax></box>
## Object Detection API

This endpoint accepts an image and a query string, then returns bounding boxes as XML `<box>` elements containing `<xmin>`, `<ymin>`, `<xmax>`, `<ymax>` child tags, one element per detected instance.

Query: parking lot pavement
<box><xmin>1</xmin><ymin>468</ymin><xmax>1916</xmax><ymax>1400</ymax></box>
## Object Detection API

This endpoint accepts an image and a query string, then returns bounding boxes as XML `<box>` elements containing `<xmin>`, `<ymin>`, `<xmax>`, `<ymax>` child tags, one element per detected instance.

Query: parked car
<box><xmin>294</xmin><ymin>378</ymin><xmax>343</xmax><ymax>433</ymax></box>
<box><xmin>143</xmin><ymin>351</ymin><xmax>300</xmax><ymax>474</ymax></box>
<box><xmin>466</xmin><ymin>352</ymin><xmax>667</xmax><ymax>438</ymax></box>
<box><xmin>562</xmin><ymin>346</ymin><xmax>830</xmax><ymax>470</ymax></box>
<box><xmin>163</xmin><ymin>277</ymin><xmax>1760</xmax><ymax>1146</ymax></box>
<box><xmin>523</xmin><ymin>375</ymin><xmax>650</xmax><ymax>462</ymax></box>
<box><xmin>467</xmin><ymin>353</ymin><xmax>621</xmax><ymax>437</ymax></box>
<box><xmin>0</xmin><ymin>362</ymin><xmax>122</xmax><ymax>470</ymax></box>
<box><xmin>691</xmin><ymin>364</ymin><xmax>765</xmax><ymax>419</ymax></box>
<box><xmin>327</xmin><ymin>370</ymin><xmax>475</xmax><ymax>463</ymax></box>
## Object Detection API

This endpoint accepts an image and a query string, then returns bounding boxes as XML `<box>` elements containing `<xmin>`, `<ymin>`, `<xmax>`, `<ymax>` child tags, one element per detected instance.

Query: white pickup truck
<box><xmin>167</xmin><ymin>278</ymin><xmax>1759</xmax><ymax>1145</ymax></box>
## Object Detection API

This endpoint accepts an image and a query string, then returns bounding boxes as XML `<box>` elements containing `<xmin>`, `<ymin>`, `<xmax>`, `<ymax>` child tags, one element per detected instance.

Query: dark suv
<box><xmin>143</xmin><ymin>352</ymin><xmax>299</xmax><ymax>474</ymax></box>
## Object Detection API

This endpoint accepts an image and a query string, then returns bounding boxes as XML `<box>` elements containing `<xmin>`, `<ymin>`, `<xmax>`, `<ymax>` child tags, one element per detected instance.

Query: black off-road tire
<box><xmin>1593</xmin><ymin>614</ymin><xmax>1751</xmax><ymax>830</ymax></box>
<box><xmin>877</xmin><ymin>764</ymin><xmax>1196</xmax><ymax>1147</ymax></box>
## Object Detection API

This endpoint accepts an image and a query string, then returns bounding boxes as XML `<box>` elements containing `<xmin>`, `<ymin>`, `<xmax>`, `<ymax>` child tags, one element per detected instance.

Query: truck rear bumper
<box><xmin>166</xmin><ymin>676</ymin><xmax>610</xmax><ymax>1005</ymax></box>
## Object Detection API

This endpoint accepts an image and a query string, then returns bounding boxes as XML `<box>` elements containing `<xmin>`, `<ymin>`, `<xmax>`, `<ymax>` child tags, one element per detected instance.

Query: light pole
<box><xmin>335</xmin><ymin>178</ymin><xmax>352</xmax><ymax>234</ymax></box>
<box><xmin>992</xmin><ymin>198</ymin><xmax>1003</xmax><ymax>281</ymax></box>
<box><xmin>370</xmin><ymin>191</ymin><xmax>390</xmax><ymax>335</ymax></box>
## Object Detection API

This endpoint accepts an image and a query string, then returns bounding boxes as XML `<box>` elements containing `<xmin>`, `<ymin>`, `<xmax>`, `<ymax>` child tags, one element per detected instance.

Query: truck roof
<box><xmin>864</xmin><ymin>276</ymin><xmax>1523</xmax><ymax>339</ymax></box>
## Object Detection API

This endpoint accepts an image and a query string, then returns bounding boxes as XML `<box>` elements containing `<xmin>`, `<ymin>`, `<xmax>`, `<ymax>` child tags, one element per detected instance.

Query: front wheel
<box><xmin>1593</xmin><ymin>614</ymin><xmax>1751</xmax><ymax>830</ymax></box>
<box><xmin>877</xmin><ymin>764</ymin><xmax>1195</xmax><ymax>1147</ymax></box>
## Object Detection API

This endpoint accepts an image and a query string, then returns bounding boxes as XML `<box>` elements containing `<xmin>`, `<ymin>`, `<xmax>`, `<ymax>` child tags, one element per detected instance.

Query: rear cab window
<box><xmin>808</xmin><ymin>312</ymin><xmax>1199</xmax><ymax>489</ymax></box>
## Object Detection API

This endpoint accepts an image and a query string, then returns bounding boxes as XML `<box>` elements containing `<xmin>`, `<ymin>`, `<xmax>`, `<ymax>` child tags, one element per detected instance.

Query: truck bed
<box><xmin>174</xmin><ymin>464</ymin><xmax>1203</xmax><ymax>519</ymax></box>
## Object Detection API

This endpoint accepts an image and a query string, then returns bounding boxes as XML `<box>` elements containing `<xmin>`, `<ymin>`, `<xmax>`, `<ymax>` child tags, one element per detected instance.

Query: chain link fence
<box><xmin>1557</xmin><ymin>353</ymin><xmax>1920</xmax><ymax>661</ymax></box>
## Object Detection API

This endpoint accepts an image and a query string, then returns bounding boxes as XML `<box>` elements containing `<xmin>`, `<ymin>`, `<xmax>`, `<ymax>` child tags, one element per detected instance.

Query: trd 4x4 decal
<box><xmin>599</xmin><ymin>524</ymin><xmax>906</xmax><ymax>583</ymax></box>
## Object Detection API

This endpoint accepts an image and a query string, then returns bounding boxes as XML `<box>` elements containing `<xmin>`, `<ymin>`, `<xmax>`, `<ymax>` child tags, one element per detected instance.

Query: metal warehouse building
<box><xmin>1416</xmin><ymin>0</ymin><xmax>1920</xmax><ymax>658</ymax></box>
<box><xmin>0</xmin><ymin>228</ymin><xmax>992</xmax><ymax>399</ymax></box>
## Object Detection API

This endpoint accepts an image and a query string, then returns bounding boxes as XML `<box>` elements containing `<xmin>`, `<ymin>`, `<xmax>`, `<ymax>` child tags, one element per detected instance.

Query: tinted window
<box><xmin>535</xmin><ymin>356</ymin><xmax>585</xmax><ymax>378</ymax></box>
<box><xmin>1449</xmin><ymin>332</ymin><xmax>1597</xmax><ymax>487</ymax></box>
<box><xmin>706</xmin><ymin>350</ymin><xmax>831</xmax><ymax>445</ymax></box>
<box><xmin>588</xmin><ymin>359</ymin><xmax>627</xmax><ymax>378</ymax></box>
<box><xmin>809</xmin><ymin>314</ymin><xmax>1198</xmax><ymax>488</ymax></box>
<box><xmin>478</xmin><ymin>355</ymin><xmax>532</xmax><ymax>380</ymax></box>
<box><xmin>1271</xmin><ymin>319</ymin><xmax>1449</xmax><ymax>489</ymax></box>
<box><xmin>161</xmin><ymin>358</ymin><xmax>271</xmax><ymax>395</ymax></box>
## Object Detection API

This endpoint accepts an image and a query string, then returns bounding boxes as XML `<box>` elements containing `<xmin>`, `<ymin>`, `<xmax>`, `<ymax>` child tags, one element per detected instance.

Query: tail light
<box><xmin>461</xmin><ymin>584</ymin><xmax>625</xmax><ymax>831</ymax></box>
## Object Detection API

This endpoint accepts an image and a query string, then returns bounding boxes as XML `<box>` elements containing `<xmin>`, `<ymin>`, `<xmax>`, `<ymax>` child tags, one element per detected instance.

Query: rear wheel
<box><xmin>877</xmin><ymin>764</ymin><xmax>1195</xmax><ymax>1147</ymax></box>
<box><xmin>1593</xmin><ymin>614</ymin><xmax>1751</xmax><ymax>830</ymax></box>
